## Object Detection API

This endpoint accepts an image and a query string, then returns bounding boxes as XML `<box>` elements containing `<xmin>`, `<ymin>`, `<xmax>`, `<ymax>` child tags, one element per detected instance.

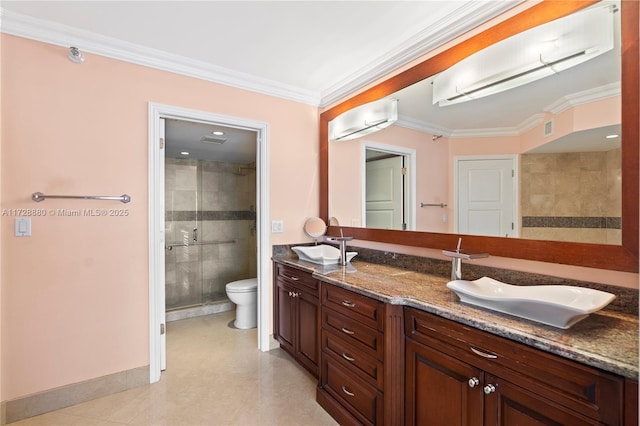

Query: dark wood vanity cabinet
<box><xmin>272</xmin><ymin>262</ymin><xmax>637</xmax><ymax>425</ymax></box>
<box><xmin>273</xmin><ymin>263</ymin><xmax>319</xmax><ymax>377</ymax></box>
<box><xmin>317</xmin><ymin>283</ymin><xmax>388</xmax><ymax>426</ymax></box>
<box><xmin>405</xmin><ymin>307</ymin><xmax>627</xmax><ymax>426</ymax></box>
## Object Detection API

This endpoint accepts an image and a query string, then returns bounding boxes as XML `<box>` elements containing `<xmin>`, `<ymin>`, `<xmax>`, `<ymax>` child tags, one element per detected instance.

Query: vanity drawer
<box><xmin>322</xmin><ymin>284</ymin><xmax>383</xmax><ymax>331</ymax></box>
<box><xmin>321</xmin><ymin>355</ymin><xmax>383</xmax><ymax>426</ymax></box>
<box><xmin>405</xmin><ymin>307</ymin><xmax>624</xmax><ymax>425</ymax></box>
<box><xmin>322</xmin><ymin>307</ymin><xmax>384</xmax><ymax>360</ymax></box>
<box><xmin>275</xmin><ymin>263</ymin><xmax>318</xmax><ymax>291</ymax></box>
<box><xmin>322</xmin><ymin>329</ymin><xmax>384</xmax><ymax>389</ymax></box>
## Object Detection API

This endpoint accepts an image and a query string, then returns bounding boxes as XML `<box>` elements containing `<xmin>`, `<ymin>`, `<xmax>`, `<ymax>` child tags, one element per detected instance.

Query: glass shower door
<box><xmin>165</xmin><ymin>158</ymin><xmax>204</xmax><ymax>311</ymax></box>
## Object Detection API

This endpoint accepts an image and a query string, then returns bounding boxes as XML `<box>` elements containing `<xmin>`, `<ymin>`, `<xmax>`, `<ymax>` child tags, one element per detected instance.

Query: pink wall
<box><xmin>328</xmin><ymin>124</ymin><xmax>449</xmax><ymax>232</ymax></box>
<box><xmin>0</xmin><ymin>31</ymin><xmax>3</xmax><ymax>406</ymax></box>
<box><xmin>328</xmin><ymin>136</ymin><xmax>362</xmax><ymax>226</ymax></box>
<box><xmin>520</xmin><ymin>97</ymin><xmax>621</xmax><ymax>152</ymax></box>
<box><xmin>1</xmin><ymin>35</ymin><xmax>318</xmax><ymax>400</ymax></box>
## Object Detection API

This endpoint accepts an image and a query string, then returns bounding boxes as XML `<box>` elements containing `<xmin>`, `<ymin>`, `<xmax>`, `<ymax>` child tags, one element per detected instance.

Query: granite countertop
<box><xmin>273</xmin><ymin>255</ymin><xmax>639</xmax><ymax>380</ymax></box>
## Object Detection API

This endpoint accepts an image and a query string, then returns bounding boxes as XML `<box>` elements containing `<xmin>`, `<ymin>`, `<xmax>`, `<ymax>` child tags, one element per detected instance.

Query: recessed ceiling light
<box><xmin>180</xmin><ymin>151</ymin><xmax>190</xmax><ymax>155</ymax></box>
<box><xmin>212</xmin><ymin>131</ymin><xmax>225</xmax><ymax>136</ymax></box>
<box><xmin>605</xmin><ymin>134</ymin><xmax>619</xmax><ymax>139</ymax></box>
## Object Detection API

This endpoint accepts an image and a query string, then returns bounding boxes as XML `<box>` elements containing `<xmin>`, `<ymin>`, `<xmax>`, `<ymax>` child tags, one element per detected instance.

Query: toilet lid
<box><xmin>226</xmin><ymin>278</ymin><xmax>257</xmax><ymax>292</ymax></box>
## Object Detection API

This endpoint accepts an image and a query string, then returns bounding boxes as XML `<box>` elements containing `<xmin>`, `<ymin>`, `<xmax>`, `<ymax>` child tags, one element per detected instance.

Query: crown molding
<box><xmin>397</xmin><ymin>82</ymin><xmax>620</xmax><ymax>140</ymax></box>
<box><xmin>0</xmin><ymin>2</ymin><xmax>531</xmax><ymax>110</ymax></box>
<box><xmin>319</xmin><ymin>1</ymin><xmax>523</xmax><ymax>108</ymax></box>
<box><xmin>0</xmin><ymin>8</ymin><xmax>321</xmax><ymax>106</ymax></box>
<box><xmin>395</xmin><ymin>116</ymin><xmax>452</xmax><ymax>138</ymax></box>
<box><xmin>545</xmin><ymin>82</ymin><xmax>621</xmax><ymax>115</ymax></box>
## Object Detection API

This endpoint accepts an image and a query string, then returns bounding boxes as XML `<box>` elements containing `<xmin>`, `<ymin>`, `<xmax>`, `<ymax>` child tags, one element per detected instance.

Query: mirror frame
<box><xmin>320</xmin><ymin>0</ymin><xmax>638</xmax><ymax>273</ymax></box>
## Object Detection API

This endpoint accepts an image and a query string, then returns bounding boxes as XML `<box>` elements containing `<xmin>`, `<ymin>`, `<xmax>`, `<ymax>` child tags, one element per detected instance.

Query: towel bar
<box><xmin>32</xmin><ymin>192</ymin><xmax>131</xmax><ymax>203</ymax></box>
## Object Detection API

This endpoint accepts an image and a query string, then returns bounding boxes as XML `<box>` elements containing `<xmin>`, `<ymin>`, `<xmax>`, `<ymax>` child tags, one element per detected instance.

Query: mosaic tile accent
<box><xmin>168</xmin><ymin>210</ymin><xmax>256</xmax><ymax>221</ymax></box>
<box><xmin>522</xmin><ymin>216</ymin><xmax>621</xmax><ymax>229</ymax></box>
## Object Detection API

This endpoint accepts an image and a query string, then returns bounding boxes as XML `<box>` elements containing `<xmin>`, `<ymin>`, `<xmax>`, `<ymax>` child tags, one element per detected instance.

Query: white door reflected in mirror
<box><xmin>456</xmin><ymin>156</ymin><xmax>516</xmax><ymax>237</ymax></box>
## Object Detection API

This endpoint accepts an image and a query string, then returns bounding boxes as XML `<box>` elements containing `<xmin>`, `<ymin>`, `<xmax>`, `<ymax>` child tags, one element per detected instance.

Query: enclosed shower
<box><xmin>164</xmin><ymin>157</ymin><xmax>257</xmax><ymax>321</ymax></box>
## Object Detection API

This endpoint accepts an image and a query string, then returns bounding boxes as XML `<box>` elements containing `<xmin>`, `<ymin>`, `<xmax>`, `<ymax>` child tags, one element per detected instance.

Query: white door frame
<box><xmin>453</xmin><ymin>154</ymin><xmax>518</xmax><ymax>237</ymax></box>
<box><xmin>148</xmin><ymin>103</ymin><xmax>270</xmax><ymax>383</ymax></box>
<box><xmin>361</xmin><ymin>141</ymin><xmax>416</xmax><ymax>230</ymax></box>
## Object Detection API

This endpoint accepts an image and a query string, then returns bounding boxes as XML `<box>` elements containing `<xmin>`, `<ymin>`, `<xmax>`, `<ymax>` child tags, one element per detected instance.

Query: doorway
<box><xmin>148</xmin><ymin>103</ymin><xmax>271</xmax><ymax>383</ymax></box>
<box><xmin>163</xmin><ymin>119</ymin><xmax>257</xmax><ymax>319</ymax></box>
<box><xmin>362</xmin><ymin>141</ymin><xmax>416</xmax><ymax>231</ymax></box>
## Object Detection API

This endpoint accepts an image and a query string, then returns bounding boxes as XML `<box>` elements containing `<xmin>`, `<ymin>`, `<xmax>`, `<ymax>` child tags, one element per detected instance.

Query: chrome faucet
<box><xmin>442</xmin><ymin>238</ymin><xmax>489</xmax><ymax>281</ymax></box>
<box><xmin>325</xmin><ymin>229</ymin><xmax>353</xmax><ymax>265</ymax></box>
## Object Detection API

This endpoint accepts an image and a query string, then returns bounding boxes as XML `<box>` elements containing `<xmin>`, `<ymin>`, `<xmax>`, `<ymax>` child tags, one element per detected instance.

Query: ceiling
<box><xmin>0</xmin><ymin>1</ymin><xmax>519</xmax><ymax>106</ymax></box>
<box><xmin>1</xmin><ymin>1</ymin><xmax>619</xmax><ymax>160</ymax></box>
<box><xmin>164</xmin><ymin>119</ymin><xmax>258</xmax><ymax>163</ymax></box>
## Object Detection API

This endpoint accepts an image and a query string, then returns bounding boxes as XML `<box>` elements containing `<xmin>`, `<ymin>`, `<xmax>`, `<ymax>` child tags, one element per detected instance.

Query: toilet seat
<box><xmin>226</xmin><ymin>278</ymin><xmax>257</xmax><ymax>293</ymax></box>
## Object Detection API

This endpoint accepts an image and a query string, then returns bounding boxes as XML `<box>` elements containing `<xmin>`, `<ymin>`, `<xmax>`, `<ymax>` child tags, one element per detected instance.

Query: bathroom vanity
<box><xmin>272</xmin><ymin>254</ymin><xmax>638</xmax><ymax>426</ymax></box>
<box><xmin>273</xmin><ymin>263</ymin><xmax>320</xmax><ymax>377</ymax></box>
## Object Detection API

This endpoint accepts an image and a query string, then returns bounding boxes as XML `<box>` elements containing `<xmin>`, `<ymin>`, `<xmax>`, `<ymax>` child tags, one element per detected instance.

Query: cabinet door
<box><xmin>274</xmin><ymin>280</ymin><xmax>295</xmax><ymax>354</ymax></box>
<box><xmin>405</xmin><ymin>339</ymin><xmax>483</xmax><ymax>426</ymax></box>
<box><xmin>483</xmin><ymin>374</ymin><xmax>601</xmax><ymax>426</ymax></box>
<box><xmin>296</xmin><ymin>289</ymin><xmax>319</xmax><ymax>374</ymax></box>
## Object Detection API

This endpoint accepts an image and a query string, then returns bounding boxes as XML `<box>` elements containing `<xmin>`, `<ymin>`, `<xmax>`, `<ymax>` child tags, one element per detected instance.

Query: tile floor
<box><xmin>9</xmin><ymin>311</ymin><xmax>338</xmax><ymax>426</ymax></box>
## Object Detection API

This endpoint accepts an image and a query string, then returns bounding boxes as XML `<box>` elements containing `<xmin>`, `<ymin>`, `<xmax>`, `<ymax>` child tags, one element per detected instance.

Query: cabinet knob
<box><xmin>341</xmin><ymin>327</ymin><xmax>355</xmax><ymax>335</ymax></box>
<box><xmin>342</xmin><ymin>352</ymin><xmax>356</xmax><ymax>362</ymax></box>
<box><xmin>341</xmin><ymin>300</ymin><xmax>356</xmax><ymax>308</ymax></box>
<box><xmin>288</xmin><ymin>291</ymin><xmax>292</xmax><ymax>297</ymax></box>
<box><xmin>468</xmin><ymin>377</ymin><xmax>480</xmax><ymax>388</ymax></box>
<box><xmin>341</xmin><ymin>385</ymin><xmax>355</xmax><ymax>397</ymax></box>
<box><xmin>483</xmin><ymin>384</ymin><xmax>496</xmax><ymax>394</ymax></box>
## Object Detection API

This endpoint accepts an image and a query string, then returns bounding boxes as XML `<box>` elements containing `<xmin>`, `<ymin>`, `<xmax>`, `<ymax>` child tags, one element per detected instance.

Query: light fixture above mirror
<box><xmin>432</xmin><ymin>3</ymin><xmax>615</xmax><ymax>106</ymax></box>
<box><xmin>329</xmin><ymin>98</ymin><xmax>398</xmax><ymax>141</ymax></box>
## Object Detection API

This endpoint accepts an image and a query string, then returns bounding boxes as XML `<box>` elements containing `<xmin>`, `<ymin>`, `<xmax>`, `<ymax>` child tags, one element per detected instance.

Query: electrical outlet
<box><xmin>271</xmin><ymin>220</ymin><xmax>284</xmax><ymax>233</ymax></box>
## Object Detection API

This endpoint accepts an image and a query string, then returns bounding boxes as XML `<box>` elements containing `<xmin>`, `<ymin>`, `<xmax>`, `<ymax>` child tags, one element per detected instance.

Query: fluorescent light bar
<box><xmin>329</xmin><ymin>98</ymin><xmax>398</xmax><ymax>141</ymax></box>
<box><xmin>433</xmin><ymin>4</ymin><xmax>615</xmax><ymax>106</ymax></box>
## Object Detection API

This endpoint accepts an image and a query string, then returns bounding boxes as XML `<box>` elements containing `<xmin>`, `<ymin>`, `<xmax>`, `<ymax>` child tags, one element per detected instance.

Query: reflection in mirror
<box><xmin>328</xmin><ymin>1</ymin><xmax>622</xmax><ymax>245</ymax></box>
<box><xmin>303</xmin><ymin>217</ymin><xmax>327</xmax><ymax>243</ymax></box>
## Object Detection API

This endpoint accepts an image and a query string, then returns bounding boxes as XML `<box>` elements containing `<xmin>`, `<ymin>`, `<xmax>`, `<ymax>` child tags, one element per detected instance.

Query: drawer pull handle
<box><xmin>341</xmin><ymin>386</ymin><xmax>355</xmax><ymax>397</ymax></box>
<box><xmin>341</xmin><ymin>300</ymin><xmax>356</xmax><ymax>308</ymax></box>
<box><xmin>469</xmin><ymin>345</ymin><xmax>498</xmax><ymax>359</ymax></box>
<box><xmin>341</xmin><ymin>327</ymin><xmax>355</xmax><ymax>335</ymax></box>
<box><xmin>342</xmin><ymin>352</ymin><xmax>356</xmax><ymax>362</ymax></box>
<box><xmin>468</xmin><ymin>377</ymin><xmax>480</xmax><ymax>388</ymax></box>
<box><xmin>285</xmin><ymin>275</ymin><xmax>299</xmax><ymax>281</ymax></box>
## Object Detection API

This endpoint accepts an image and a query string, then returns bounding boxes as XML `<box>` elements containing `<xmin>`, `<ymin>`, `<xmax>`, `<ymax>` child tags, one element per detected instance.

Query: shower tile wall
<box><xmin>520</xmin><ymin>148</ymin><xmax>621</xmax><ymax>244</ymax></box>
<box><xmin>165</xmin><ymin>158</ymin><xmax>257</xmax><ymax>311</ymax></box>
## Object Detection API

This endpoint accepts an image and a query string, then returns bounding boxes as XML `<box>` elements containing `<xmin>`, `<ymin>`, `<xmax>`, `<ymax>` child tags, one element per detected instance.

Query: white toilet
<box><xmin>225</xmin><ymin>278</ymin><xmax>258</xmax><ymax>329</ymax></box>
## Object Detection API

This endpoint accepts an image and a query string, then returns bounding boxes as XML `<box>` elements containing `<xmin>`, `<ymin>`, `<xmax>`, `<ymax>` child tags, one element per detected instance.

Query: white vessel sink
<box><xmin>292</xmin><ymin>244</ymin><xmax>357</xmax><ymax>265</ymax></box>
<box><xmin>446</xmin><ymin>276</ymin><xmax>616</xmax><ymax>329</ymax></box>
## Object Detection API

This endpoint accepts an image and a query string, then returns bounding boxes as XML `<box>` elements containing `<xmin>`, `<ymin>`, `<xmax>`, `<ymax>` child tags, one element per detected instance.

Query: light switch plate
<box><xmin>271</xmin><ymin>220</ymin><xmax>283</xmax><ymax>233</ymax></box>
<box><xmin>15</xmin><ymin>217</ymin><xmax>31</xmax><ymax>237</ymax></box>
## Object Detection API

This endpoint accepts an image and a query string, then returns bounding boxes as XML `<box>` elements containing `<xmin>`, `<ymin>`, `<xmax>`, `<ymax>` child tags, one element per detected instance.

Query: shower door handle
<box><xmin>193</xmin><ymin>228</ymin><xmax>198</xmax><ymax>242</ymax></box>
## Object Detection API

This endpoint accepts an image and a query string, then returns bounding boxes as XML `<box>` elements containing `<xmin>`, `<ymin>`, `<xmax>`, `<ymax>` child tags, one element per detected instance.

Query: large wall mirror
<box><xmin>320</xmin><ymin>0</ymin><xmax>638</xmax><ymax>272</ymax></box>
